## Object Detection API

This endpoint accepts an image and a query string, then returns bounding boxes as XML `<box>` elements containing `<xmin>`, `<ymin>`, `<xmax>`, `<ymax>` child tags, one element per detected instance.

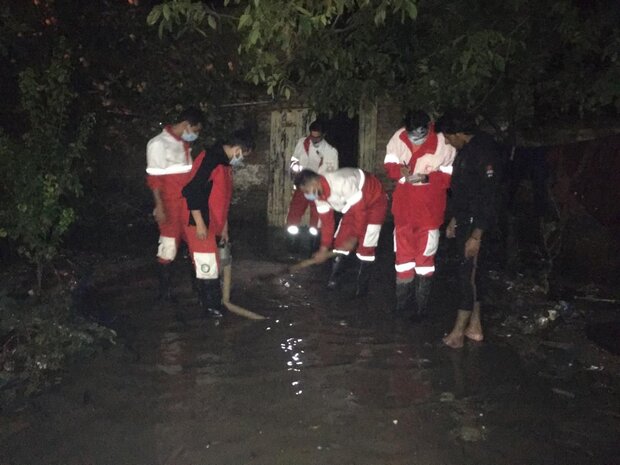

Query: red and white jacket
<box><xmin>290</xmin><ymin>137</ymin><xmax>338</xmax><ymax>175</ymax></box>
<box><xmin>315</xmin><ymin>168</ymin><xmax>385</xmax><ymax>249</ymax></box>
<box><xmin>146</xmin><ymin>126</ymin><xmax>192</xmax><ymax>202</ymax></box>
<box><xmin>384</xmin><ymin>125</ymin><xmax>455</xmax><ymax>228</ymax></box>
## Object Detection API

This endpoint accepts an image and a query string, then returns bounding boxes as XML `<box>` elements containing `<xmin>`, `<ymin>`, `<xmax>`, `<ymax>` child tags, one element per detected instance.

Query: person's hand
<box><xmin>400</xmin><ymin>164</ymin><xmax>411</xmax><ymax>177</ymax></box>
<box><xmin>464</xmin><ymin>236</ymin><xmax>481</xmax><ymax>258</ymax></box>
<box><xmin>446</xmin><ymin>218</ymin><xmax>457</xmax><ymax>239</ymax></box>
<box><xmin>407</xmin><ymin>173</ymin><xmax>429</xmax><ymax>184</ymax></box>
<box><xmin>196</xmin><ymin>223</ymin><xmax>208</xmax><ymax>240</ymax></box>
<box><xmin>153</xmin><ymin>204</ymin><xmax>166</xmax><ymax>224</ymax></box>
<box><xmin>312</xmin><ymin>246</ymin><xmax>332</xmax><ymax>264</ymax></box>
<box><xmin>220</xmin><ymin>227</ymin><xmax>229</xmax><ymax>245</ymax></box>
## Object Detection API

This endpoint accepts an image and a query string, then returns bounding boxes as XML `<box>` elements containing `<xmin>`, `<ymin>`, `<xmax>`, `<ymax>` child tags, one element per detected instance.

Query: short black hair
<box><xmin>176</xmin><ymin>106</ymin><xmax>205</xmax><ymax>127</ymax></box>
<box><xmin>436</xmin><ymin>110</ymin><xmax>476</xmax><ymax>135</ymax></box>
<box><xmin>404</xmin><ymin>110</ymin><xmax>430</xmax><ymax>132</ymax></box>
<box><xmin>309</xmin><ymin>120</ymin><xmax>323</xmax><ymax>133</ymax></box>
<box><xmin>225</xmin><ymin>129</ymin><xmax>254</xmax><ymax>153</ymax></box>
<box><xmin>294</xmin><ymin>169</ymin><xmax>320</xmax><ymax>189</ymax></box>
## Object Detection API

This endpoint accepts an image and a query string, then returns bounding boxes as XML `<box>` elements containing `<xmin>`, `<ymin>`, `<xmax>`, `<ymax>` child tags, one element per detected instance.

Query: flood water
<box><xmin>0</xmin><ymin>227</ymin><xmax>618</xmax><ymax>465</ymax></box>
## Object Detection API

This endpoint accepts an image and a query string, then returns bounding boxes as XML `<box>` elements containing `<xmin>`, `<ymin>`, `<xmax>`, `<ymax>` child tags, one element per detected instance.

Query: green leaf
<box><xmin>146</xmin><ymin>7</ymin><xmax>162</xmax><ymax>26</ymax></box>
<box><xmin>238</xmin><ymin>13</ymin><xmax>252</xmax><ymax>29</ymax></box>
<box><xmin>405</xmin><ymin>1</ymin><xmax>417</xmax><ymax>20</ymax></box>
<box><xmin>207</xmin><ymin>15</ymin><xmax>217</xmax><ymax>30</ymax></box>
<box><xmin>293</xmin><ymin>5</ymin><xmax>312</xmax><ymax>16</ymax></box>
<box><xmin>248</xmin><ymin>28</ymin><xmax>261</xmax><ymax>45</ymax></box>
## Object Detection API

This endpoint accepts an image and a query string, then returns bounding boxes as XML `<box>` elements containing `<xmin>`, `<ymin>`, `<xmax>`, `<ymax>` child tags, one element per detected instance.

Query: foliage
<box><xmin>149</xmin><ymin>0</ymin><xmax>418</xmax><ymax>112</ymax></box>
<box><xmin>0</xmin><ymin>42</ymin><xmax>94</xmax><ymax>289</ymax></box>
<box><xmin>149</xmin><ymin>0</ymin><xmax>620</xmax><ymax>135</ymax></box>
<box><xmin>0</xmin><ymin>290</ymin><xmax>116</xmax><ymax>402</ymax></box>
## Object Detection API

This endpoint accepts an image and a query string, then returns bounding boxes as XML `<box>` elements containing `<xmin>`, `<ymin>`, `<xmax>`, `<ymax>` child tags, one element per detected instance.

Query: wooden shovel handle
<box><xmin>289</xmin><ymin>251</ymin><xmax>337</xmax><ymax>272</ymax></box>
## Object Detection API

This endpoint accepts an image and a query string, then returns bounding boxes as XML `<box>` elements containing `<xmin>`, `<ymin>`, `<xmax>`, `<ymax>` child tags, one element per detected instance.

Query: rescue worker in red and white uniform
<box><xmin>146</xmin><ymin>107</ymin><xmax>204</xmax><ymax>301</ymax></box>
<box><xmin>384</xmin><ymin>110</ymin><xmax>456</xmax><ymax>319</ymax></box>
<box><xmin>294</xmin><ymin>168</ymin><xmax>388</xmax><ymax>297</ymax></box>
<box><xmin>287</xmin><ymin>120</ymin><xmax>338</xmax><ymax>240</ymax></box>
<box><xmin>181</xmin><ymin>134</ymin><xmax>253</xmax><ymax>318</ymax></box>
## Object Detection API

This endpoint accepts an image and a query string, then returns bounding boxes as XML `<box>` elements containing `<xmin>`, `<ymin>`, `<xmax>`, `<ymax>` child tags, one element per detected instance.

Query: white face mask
<box><xmin>409</xmin><ymin>134</ymin><xmax>427</xmax><ymax>146</ymax></box>
<box><xmin>229</xmin><ymin>150</ymin><xmax>244</xmax><ymax>167</ymax></box>
<box><xmin>408</xmin><ymin>126</ymin><xmax>429</xmax><ymax>145</ymax></box>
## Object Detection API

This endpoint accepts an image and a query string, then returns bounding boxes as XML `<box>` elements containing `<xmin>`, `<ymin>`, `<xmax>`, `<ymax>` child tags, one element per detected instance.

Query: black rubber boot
<box><xmin>157</xmin><ymin>263</ymin><xmax>176</xmax><ymax>302</ymax></box>
<box><xmin>412</xmin><ymin>275</ymin><xmax>433</xmax><ymax>322</ymax></box>
<box><xmin>188</xmin><ymin>262</ymin><xmax>199</xmax><ymax>293</ymax></box>
<box><xmin>394</xmin><ymin>280</ymin><xmax>413</xmax><ymax>314</ymax></box>
<box><xmin>326</xmin><ymin>255</ymin><xmax>347</xmax><ymax>290</ymax></box>
<box><xmin>354</xmin><ymin>260</ymin><xmax>373</xmax><ymax>298</ymax></box>
<box><xmin>198</xmin><ymin>279</ymin><xmax>224</xmax><ymax>318</ymax></box>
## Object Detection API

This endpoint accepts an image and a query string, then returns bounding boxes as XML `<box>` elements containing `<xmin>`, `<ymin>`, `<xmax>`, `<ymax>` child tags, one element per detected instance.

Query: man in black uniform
<box><xmin>436</xmin><ymin>111</ymin><xmax>501</xmax><ymax>349</ymax></box>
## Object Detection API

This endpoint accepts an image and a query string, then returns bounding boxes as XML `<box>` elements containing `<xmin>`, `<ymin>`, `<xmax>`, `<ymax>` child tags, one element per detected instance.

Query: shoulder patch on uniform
<box><xmin>485</xmin><ymin>165</ymin><xmax>494</xmax><ymax>178</ymax></box>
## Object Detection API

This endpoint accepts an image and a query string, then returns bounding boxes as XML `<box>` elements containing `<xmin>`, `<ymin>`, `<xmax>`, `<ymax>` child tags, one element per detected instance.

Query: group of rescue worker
<box><xmin>146</xmin><ymin>106</ymin><xmax>500</xmax><ymax>349</ymax></box>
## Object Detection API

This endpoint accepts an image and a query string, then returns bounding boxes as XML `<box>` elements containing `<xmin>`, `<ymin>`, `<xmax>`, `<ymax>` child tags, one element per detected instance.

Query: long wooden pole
<box><xmin>220</xmin><ymin>252</ymin><xmax>337</xmax><ymax>320</ymax></box>
<box><xmin>221</xmin><ymin>264</ymin><xmax>266</xmax><ymax>320</ymax></box>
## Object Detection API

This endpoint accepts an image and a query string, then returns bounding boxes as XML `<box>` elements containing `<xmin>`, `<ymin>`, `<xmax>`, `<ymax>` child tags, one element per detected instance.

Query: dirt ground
<box><xmin>0</xmin><ymin>225</ymin><xmax>618</xmax><ymax>465</ymax></box>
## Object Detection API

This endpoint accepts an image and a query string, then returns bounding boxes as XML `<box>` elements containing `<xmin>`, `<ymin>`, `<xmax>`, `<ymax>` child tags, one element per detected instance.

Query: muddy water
<box><xmin>1</xmin><ymin>238</ymin><xmax>619</xmax><ymax>464</ymax></box>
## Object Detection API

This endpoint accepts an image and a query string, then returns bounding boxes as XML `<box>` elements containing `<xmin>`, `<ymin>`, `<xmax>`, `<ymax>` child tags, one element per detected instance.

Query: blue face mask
<box><xmin>181</xmin><ymin>129</ymin><xmax>198</xmax><ymax>142</ymax></box>
<box><xmin>304</xmin><ymin>192</ymin><xmax>317</xmax><ymax>201</ymax></box>
<box><xmin>230</xmin><ymin>154</ymin><xmax>244</xmax><ymax>167</ymax></box>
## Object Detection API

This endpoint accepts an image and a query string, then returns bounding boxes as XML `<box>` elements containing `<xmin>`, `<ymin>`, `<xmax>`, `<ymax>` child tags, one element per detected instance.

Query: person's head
<box><xmin>174</xmin><ymin>106</ymin><xmax>205</xmax><ymax>142</ymax></box>
<box><xmin>308</xmin><ymin>120</ymin><xmax>324</xmax><ymax>146</ymax></box>
<box><xmin>223</xmin><ymin>130</ymin><xmax>254</xmax><ymax>167</ymax></box>
<box><xmin>436</xmin><ymin>110</ymin><xmax>476</xmax><ymax>149</ymax></box>
<box><xmin>294</xmin><ymin>169</ymin><xmax>322</xmax><ymax>200</ymax></box>
<box><xmin>404</xmin><ymin>110</ymin><xmax>431</xmax><ymax>146</ymax></box>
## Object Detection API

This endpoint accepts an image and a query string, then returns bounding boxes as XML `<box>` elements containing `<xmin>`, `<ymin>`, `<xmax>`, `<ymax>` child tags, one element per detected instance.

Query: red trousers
<box><xmin>333</xmin><ymin>193</ymin><xmax>388</xmax><ymax>261</ymax></box>
<box><xmin>286</xmin><ymin>188</ymin><xmax>320</xmax><ymax>228</ymax></box>
<box><xmin>394</xmin><ymin>225</ymin><xmax>439</xmax><ymax>280</ymax></box>
<box><xmin>156</xmin><ymin>197</ymin><xmax>189</xmax><ymax>264</ymax></box>
<box><xmin>184</xmin><ymin>225</ymin><xmax>220</xmax><ymax>280</ymax></box>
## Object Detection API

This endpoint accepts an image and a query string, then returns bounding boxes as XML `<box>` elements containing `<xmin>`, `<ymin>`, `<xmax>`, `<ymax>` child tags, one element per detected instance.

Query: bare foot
<box><xmin>464</xmin><ymin>319</ymin><xmax>484</xmax><ymax>342</ymax></box>
<box><xmin>442</xmin><ymin>331</ymin><xmax>465</xmax><ymax>349</ymax></box>
<box><xmin>464</xmin><ymin>328</ymin><xmax>483</xmax><ymax>342</ymax></box>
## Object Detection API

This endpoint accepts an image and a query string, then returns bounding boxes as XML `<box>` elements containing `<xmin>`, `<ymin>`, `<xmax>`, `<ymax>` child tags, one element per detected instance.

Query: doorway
<box><xmin>321</xmin><ymin>112</ymin><xmax>359</xmax><ymax>168</ymax></box>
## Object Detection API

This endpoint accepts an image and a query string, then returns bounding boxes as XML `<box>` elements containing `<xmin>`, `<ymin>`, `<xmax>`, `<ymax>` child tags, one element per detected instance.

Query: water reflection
<box><xmin>280</xmin><ymin>336</ymin><xmax>305</xmax><ymax>395</ymax></box>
